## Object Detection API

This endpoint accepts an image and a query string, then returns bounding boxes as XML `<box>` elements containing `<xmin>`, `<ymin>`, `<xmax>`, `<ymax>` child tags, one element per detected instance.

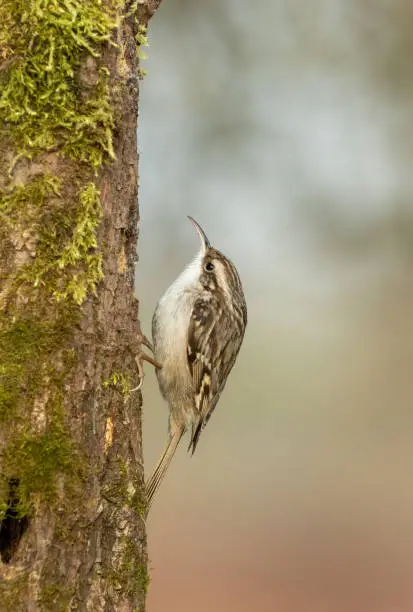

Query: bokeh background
<box><xmin>135</xmin><ymin>1</ymin><xmax>413</xmax><ymax>610</ymax></box>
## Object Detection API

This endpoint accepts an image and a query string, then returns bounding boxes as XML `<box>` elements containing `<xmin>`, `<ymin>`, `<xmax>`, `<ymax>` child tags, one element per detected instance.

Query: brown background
<box><xmin>137</xmin><ymin>1</ymin><xmax>413</xmax><ymax>609</ymax></box>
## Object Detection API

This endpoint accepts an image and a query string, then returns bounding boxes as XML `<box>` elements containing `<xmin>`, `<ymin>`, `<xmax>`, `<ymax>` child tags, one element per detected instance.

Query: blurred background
<box><xmin>136</xmin><ymin>1</ymin><xmax>413</xmax><ymax>610</ymax></box>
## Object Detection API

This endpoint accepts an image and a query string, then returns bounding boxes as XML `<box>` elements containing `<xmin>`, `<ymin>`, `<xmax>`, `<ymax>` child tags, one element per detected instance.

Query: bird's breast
<box><xmin>152</xmin><ymin>285</ymin><xmax>195</xmax><ymax>408</ymax></box>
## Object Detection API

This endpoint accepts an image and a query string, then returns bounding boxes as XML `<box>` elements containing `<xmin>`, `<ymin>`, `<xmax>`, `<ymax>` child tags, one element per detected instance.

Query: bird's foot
<box><xmin>131</xmin><ymin>332</ymin><xmax>162</xmax><ymax>392</ymax></box>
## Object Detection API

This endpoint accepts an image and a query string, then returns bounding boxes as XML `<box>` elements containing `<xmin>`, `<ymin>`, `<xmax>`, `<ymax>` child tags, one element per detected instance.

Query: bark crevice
<box><xmin>0</xmin><ymin>478</ymin><xmax>29</xmax><ymax>565</ymax></box>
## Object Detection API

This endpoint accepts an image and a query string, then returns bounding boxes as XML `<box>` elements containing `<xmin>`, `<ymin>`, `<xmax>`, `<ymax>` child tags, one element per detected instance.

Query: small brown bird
<box><xmin>146</xmin><ymin>217</ymin><xmax>247</xmax><ymax>508</ymax></box>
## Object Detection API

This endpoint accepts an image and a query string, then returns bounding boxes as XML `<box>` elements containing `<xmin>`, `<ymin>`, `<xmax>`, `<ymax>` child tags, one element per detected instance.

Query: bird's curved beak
<box><xmin>187</xmin><ymin>216</ymin><xmax>211</xmax><ymax>252</ymax></box>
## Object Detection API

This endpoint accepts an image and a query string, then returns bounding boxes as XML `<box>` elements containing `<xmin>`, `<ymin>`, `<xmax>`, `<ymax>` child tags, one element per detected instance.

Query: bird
<box><xmin>145</xmin><ymin>216</ymin><xmax>247</xmax><ymax>509</ymax></box>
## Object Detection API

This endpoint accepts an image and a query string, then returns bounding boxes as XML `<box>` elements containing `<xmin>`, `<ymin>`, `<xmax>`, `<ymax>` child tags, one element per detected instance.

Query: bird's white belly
<box><xmin>152</xmin><ymin>287</ymin><xmax>195</xmax><ymax>419</ymax></box>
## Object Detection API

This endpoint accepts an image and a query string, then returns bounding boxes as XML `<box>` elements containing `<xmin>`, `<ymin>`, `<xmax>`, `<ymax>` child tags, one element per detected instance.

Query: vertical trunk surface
<box><xmin>0</xmin><ymin>1</ymin><xmax>161</xmax><ymax>609</ymax></box>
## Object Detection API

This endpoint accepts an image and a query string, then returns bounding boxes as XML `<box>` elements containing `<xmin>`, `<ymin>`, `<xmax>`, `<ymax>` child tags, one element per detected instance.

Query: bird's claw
<box><xmin>131</xmin><ymin>332</ymin><xmax>161</xmax><ymax>392</ymax></box>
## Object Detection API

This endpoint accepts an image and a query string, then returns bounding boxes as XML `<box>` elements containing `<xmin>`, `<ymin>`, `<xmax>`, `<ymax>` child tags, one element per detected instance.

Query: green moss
<box><xmin>52</xmin><ymin>182</ymin><xmax>103</xmax><ymax>304</ymax></box>
<box><xmin>101</xmin><ymin>458</ymin><xmax>149</xmax><ymax>600</ymax></box>
<box><xmin>102</xmin><ymin>371</ymin><xmax>132</xmax><ymax>400</ymax></box>
<box><xmin>0</xmin><ymin>477</ymin><xmax>9</xmax><ymax>522</ymax></box>
<box><xmin>101</xmin><ymin>457</ymin><xmax>146</xmax><ymax>517</ymax></box>
<box><xmin>0</xmin><ymin>177</ymin><xmax>103</xmax><ymax>306</ymax></box>
<box><xmin>4</xmin><ymin>413</ymin><xmax>83</xmax><ymax>516</ymax></box>
<box><xmin>0</xmin><ymin>175</ymin><xmax>61</xmax><ymax>221</ymax></box>
<box><xmin>107</xmin><ymin>536</ymin><xmax>150</xmax><ymax>597</ymax></box>
<box><xmin>136</xmin><ymin>563</ymin><xmax>150</xmax><ymax>596</ymax></box>
<box><xmin>131</xmin><ymin>489</ymin><xmax>147</xmax><ymax>520</ymax></box>
<box><xmin>38</xmin><ymin>583</ymin><xmax>74</xmax><ymax>611</ymax></box>
<box><xmin>0</xmin><ymin>0</ymin><xmax>147</xmax><ymax>604</ymax></box>
<box><xmin>0</xmin><ymin>0</ymin><xmax>117</xmax><ymax>169</ymax></box>
<box><xmin>0</xmin><ymin>316</ymin><xmax>71</xmax><ymax>419</ymax></box>
<box><xmin>0</xmin><ymin>574</ymin><xmax>29</xmax><ymax>611</ymax></box>
<box><xmin>0</xmin><ymin>313</ymin><xmax>84</xmax><ymax>516</ymax></box>
<box><xmin>0</xmin><ymin>0</ymin><xmax>117</xmax><ymax>527</ymax></box>
<box><xmin>136</xmin><ymin>23</ymin><xmax>149</xmax><ymax>79</ymax></box>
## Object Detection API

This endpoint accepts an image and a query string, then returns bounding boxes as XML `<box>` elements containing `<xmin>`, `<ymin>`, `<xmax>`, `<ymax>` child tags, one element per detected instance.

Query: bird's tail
<box><xmin>145</xmin><ymin>426</ymin><xmax>185</xmax><ymax>511</ymax></box>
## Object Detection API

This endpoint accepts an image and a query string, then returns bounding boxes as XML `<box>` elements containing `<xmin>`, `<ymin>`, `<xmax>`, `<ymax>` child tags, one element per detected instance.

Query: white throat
<box><xmin>167</xmin><ymin>249</ymin><xmax>203</xmax><ymax>297</ymax></box>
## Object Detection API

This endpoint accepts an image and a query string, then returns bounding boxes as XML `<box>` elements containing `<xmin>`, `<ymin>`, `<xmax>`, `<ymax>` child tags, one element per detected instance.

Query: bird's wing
<box><xmin>187</xmin><ymin>296</ymin><xmax>245</xmax><ymax>453</ymax></box>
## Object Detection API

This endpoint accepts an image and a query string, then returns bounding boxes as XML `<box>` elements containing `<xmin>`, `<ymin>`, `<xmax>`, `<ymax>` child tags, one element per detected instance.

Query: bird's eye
<box><xmin>205</xmin><ymin>262</ymin><xmax>214</xmax><ymax>272</ymax></box>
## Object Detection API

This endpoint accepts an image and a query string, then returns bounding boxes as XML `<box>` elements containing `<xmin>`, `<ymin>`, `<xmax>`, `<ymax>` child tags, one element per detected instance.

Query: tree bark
<box><xmin>0</xmin><ymin>1</ymin><xmax>160</xmax><ymax>609</ymax></box>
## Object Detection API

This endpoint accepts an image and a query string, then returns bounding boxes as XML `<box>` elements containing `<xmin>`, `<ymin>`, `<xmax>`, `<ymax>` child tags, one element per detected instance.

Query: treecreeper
<box><xmin>145</xmin><ymin>217</ymin><xmax>247</xmax><ymax>510</ymax></box>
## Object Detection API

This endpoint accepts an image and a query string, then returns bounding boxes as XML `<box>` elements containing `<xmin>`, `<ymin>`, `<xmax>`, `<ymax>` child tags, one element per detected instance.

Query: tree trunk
<box><xmin>0</xmin><ymin>1</ymin><xmax>161</xmax><ymax>609</ymax></box>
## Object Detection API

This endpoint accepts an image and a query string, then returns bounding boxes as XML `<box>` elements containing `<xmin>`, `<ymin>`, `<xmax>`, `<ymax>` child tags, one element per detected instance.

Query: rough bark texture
<box><xmin>0</xmin><ymin>1</ymin><xmax>161</xmax><ymax>609</ymax></box>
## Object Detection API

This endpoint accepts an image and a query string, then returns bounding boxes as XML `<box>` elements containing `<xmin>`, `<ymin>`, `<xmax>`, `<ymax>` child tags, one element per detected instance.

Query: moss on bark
<box><xmin>0</xmin><ymin>1</ymin><xmax>150</xmax><ymax>607</ymax></box>
<box><xmin>0</xmin><ymin>0</ymin><xmax>119</xmax><ymax>527</ymax></box>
